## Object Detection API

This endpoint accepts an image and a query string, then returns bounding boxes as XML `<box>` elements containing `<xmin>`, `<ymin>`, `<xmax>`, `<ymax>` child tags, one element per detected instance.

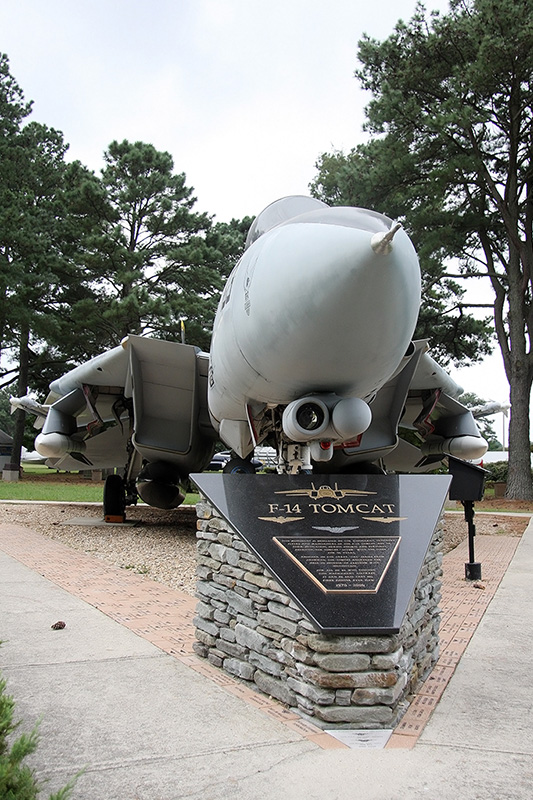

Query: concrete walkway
<box><xmin>0</xmin><ymin>517</ymin><xmax>532</xmax><ymax>799</ymax></box>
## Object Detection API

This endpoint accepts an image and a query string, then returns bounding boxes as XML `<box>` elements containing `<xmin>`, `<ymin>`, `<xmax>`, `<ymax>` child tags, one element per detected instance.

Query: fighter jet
<box><xmin>13</xmin><ymin>196</ymin><xmax>488</xmax><ymax>515</ymax></box>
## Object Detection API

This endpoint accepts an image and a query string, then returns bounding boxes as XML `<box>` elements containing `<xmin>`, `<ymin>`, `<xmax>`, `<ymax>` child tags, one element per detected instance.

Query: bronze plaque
<box><xmin>273</xmin><ymin>535</ymin><xmax>401</xmax><ymax>594</ymax></box>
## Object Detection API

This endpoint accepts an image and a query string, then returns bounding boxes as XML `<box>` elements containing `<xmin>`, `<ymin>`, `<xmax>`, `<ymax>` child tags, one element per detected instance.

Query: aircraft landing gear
<box><xmin>277</xmin><ymin>443</ymin><xmax>312</xmax><ymax>474</ymax></box>
<box><xmin>103</xmin><ymin>473</ymin><xmax>127</xmax><ymax>522</ymax></box>
<box><xmin>223</xmin><ymin>457</ymin><xmax>256</xmax><ymax>474</ymax></box>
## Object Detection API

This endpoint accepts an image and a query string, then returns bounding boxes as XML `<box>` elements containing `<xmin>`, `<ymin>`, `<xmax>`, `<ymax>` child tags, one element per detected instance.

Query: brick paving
<box><xmin>0</xmin><ymin>521</ymin><xmax>520</xmax><ymax>750</ymax></box>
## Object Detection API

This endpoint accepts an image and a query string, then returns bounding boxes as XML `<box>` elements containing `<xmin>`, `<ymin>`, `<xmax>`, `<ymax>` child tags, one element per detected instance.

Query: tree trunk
<box><xmin>10</xmin><ymin>322</ymin><xmax>30</xmax><ymax>471</ymax></box>
<box><xmin>500</xmin><ymin>230</ymin><xmax>533</xmax><ymax>500</ymax></box>
<box><xmin>505</xmin><ymin>362</ymin><xmax>533</xmax><ymax>500</ymax></box>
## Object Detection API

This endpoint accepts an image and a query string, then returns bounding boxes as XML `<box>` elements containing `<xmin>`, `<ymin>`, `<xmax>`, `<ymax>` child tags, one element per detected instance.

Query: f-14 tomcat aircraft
<box><xmin>13</xmin><ymin>196</ymin><xmax>488</xmax><ymax>515</ymax></box>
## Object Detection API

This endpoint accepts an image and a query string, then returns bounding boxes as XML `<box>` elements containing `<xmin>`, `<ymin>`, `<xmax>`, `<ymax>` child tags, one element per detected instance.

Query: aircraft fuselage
<box><xmin>208</xmin><ymin>200</ymin><xmax>421</xmax><ymax>457</ymax></box>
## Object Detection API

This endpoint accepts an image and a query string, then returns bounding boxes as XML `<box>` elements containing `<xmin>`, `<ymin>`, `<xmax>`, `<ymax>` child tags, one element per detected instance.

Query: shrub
<box><xmin>483</xmin><ymin>460</ymin><xmax>533</xmax><ymax>484</ymax></box>
<box><xmin>483</xmin><ymin>460</ymin><xmax>509</xmax><ymax>483</ymax></box>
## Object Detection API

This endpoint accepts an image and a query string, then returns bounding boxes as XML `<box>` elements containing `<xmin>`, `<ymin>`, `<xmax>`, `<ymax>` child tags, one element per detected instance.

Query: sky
<box><xmin>0</xmin><ymin>0</ymin><xmax>513</xmax><ymax>434</ymax></box>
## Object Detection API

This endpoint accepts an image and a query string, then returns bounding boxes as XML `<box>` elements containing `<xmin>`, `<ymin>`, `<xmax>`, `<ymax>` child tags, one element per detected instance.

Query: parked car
<box><xmin>208</xmin><ymin>450</ymin><xmax>269</xmax><ymax>471</ymax></box>
<box><xmin>254</xmin><ymin>446</ymin><xmax>277</xmax><ymax>468</ymax></box>
<box><xmin>208</xmin><ymin>451</ymin><xmax>231</xmax><ymax>470</ymax></box>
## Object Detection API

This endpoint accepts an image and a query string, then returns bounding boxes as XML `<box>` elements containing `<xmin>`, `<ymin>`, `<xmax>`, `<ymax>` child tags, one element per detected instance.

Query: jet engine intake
<box><xmin>282</xmin><ymin>395</ymin><xmax>372</xmax><ymax>444</ymax></box>
<box><xmin>136</xmin><ymin>461</ymin><xmax>186</xmax><ymax>509</ymax></box>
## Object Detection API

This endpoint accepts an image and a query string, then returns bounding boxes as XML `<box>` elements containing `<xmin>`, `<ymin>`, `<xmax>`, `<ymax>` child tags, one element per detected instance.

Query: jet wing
<box><xmin>314</xmin><ymin>342</ymin><xmax>487</xmax><ymax>474</ymax></box>
<box><xmin>28</xmin><ymin>335</ymin><xmax>215</xmax><ymax>480</ymax></box>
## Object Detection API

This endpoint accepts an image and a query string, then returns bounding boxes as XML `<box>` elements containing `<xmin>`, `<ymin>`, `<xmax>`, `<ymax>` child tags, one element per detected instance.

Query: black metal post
<box><xmin>463</xmin><ymin>499</ymin><xmax>482</xmax><ymax>580</ymax></box>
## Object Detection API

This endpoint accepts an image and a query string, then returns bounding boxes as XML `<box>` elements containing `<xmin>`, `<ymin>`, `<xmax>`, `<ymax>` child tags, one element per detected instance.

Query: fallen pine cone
<box><xmin>51</xmin><ymin>620</ymin><xmax>66</xmax><ymax>630</ymax></box>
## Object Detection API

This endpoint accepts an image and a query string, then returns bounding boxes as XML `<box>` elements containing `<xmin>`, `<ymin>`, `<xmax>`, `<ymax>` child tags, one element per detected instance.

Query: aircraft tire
<box><xmin>223</xmin><ymin>458</ymin><xmax>256</xmax><ymax>474</ymax></box>
<box><xmin>103</xmin><ymin>473</ymin><xmax>126</xmax><ymax>517</ymax></box>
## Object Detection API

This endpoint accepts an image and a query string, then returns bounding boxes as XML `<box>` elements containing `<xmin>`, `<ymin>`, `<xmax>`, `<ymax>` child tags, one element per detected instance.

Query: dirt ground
<box><xmin>442</xmin><ymin>501</ymin><xmax>529</xmax><ymax>553</ymax></box>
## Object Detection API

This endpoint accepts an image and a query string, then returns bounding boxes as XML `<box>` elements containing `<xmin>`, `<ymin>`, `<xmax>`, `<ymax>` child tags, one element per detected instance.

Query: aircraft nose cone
<box><xmin>236</xmin><ymin>216</ymin><xmax>421</xmax><ymax>400</ymax></box>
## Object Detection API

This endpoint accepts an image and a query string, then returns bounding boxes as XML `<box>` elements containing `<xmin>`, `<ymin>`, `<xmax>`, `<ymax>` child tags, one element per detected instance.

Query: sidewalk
<box><xmin>0</xmin><ymin>517</ymin><xmax>532</xmax><ymax>799</ymax></box>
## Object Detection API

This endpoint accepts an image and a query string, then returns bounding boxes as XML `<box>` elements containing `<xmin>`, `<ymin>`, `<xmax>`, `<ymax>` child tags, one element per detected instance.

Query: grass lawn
<box><xmin>0</xmin><ymin>481</ymin><xmax>106</xmax><ymax>502</ymax></box>
<box><xmin>0</xmin><ymin>465</ymin><xmax>199</xmax><ymax>504</ymax></box>
<box><xmin>3</xmin><ymin>466</ymin><xmax>528</xmax><ymax>513</ymax></box>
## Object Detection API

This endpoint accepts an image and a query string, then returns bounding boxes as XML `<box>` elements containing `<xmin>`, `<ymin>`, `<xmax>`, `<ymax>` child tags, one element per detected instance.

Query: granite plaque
<box><xmin>191</xmin><ymin>473</ymin><xmax>451</xmax><ymax>634</ymax></box>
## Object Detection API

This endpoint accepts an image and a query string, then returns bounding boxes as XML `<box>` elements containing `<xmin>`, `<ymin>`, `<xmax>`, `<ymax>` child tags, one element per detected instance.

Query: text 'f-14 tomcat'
<box><xmin>13</xmin><ymin>196</ymin><xmax>489</xmax><ymax>514</ymax></box>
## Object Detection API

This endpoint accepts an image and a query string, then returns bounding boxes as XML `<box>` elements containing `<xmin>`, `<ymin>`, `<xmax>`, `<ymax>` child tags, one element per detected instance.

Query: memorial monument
<box><xmin>17</xmin><ymin>195</ymin><xmax>492</xmax><ymax>725</ymax></box>
<box><xmin>192</xmin><ymin>473</ymin><xmax>448</xmax><ymax>728</ymax></box>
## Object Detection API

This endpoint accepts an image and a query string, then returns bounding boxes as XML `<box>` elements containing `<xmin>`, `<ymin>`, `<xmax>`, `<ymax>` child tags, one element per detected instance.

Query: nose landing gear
<box><xmin>103</xmin><ymin>473</ymin><xmax>127</xmax><ymax>522</ymax></box>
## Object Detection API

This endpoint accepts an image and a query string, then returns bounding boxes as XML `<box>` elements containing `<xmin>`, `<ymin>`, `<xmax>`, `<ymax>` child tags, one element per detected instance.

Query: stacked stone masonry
<box><xmin>194</xmin><ymin>499</ymin><xmax>443</xmax><ymax>729</ymax></box>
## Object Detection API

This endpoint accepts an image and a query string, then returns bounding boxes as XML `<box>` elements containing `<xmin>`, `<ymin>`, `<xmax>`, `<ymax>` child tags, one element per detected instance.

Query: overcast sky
<box><xmin>0</xmin><ymin>0</ymin><xmax>513</xmax><ymax>424</ymax></box>
<box><xmin>1</xmin><ymin>0</ymin><xmax>452</xmax><ymax>220</ymax></box>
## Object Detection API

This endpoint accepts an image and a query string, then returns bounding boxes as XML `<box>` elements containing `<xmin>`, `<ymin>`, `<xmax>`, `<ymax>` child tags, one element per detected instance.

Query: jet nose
<box><xmin>235</xmin><ymin>212</ymin><xmax>421</xmax><ymax>401</ymax></box>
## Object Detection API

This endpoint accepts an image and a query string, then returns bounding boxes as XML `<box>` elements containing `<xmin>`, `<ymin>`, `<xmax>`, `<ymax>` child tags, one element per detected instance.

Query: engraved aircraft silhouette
<box><xmin>275</xmin><ymin>482</ymin><xmax>376</xmax><ymax>500</ymax></box>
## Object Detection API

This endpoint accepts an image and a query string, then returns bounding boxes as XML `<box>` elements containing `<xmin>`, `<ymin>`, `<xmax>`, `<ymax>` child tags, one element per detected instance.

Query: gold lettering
<box><xmin>356</xmin><ymin>504</ymin><xmax>371</xmax><ymax>513</ymax></box>
<box><xmin>282</xmin><ymin>503</ymin><xmax>302</xmax><ymax>514</ymax></box>
<box><xmin>337</xmin><ymin>504</ymin><xmax>355</xmax><ymax>514</ymax></box>
<box><xmin>268</xmin><ymin>504</ymin><xmax>279</xmax><ymax>514</ymax></box>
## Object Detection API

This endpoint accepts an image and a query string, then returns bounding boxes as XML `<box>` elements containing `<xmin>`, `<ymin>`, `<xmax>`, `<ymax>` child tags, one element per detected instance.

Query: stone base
<box><xmin>2</xmin><ymin>469</ymin><xmax>19</xmax><ymax>482</ymax></box>
<box><xmin>194</xmin><ymin>499</ymin><xmax>443</xmax><ymax>729</ymax></box>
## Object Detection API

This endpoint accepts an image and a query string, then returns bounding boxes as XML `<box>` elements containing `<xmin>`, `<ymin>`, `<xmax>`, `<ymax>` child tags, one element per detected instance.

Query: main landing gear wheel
<box><xmin>103</xmin><ymin>473</ymin><xmax>126</xmax><ymax>522</ymax></box>
<box><xmin>223</xmin><ymin>457</ymin><xmax>256</xmax><ymax>474</ymax></box>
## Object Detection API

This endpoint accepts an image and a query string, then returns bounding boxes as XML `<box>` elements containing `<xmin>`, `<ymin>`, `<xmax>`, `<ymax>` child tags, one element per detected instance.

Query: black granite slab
<box><xmin>191</xmin><ymin>473</ymin><xmax>451</xmax><ymax>635</ymax></box>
